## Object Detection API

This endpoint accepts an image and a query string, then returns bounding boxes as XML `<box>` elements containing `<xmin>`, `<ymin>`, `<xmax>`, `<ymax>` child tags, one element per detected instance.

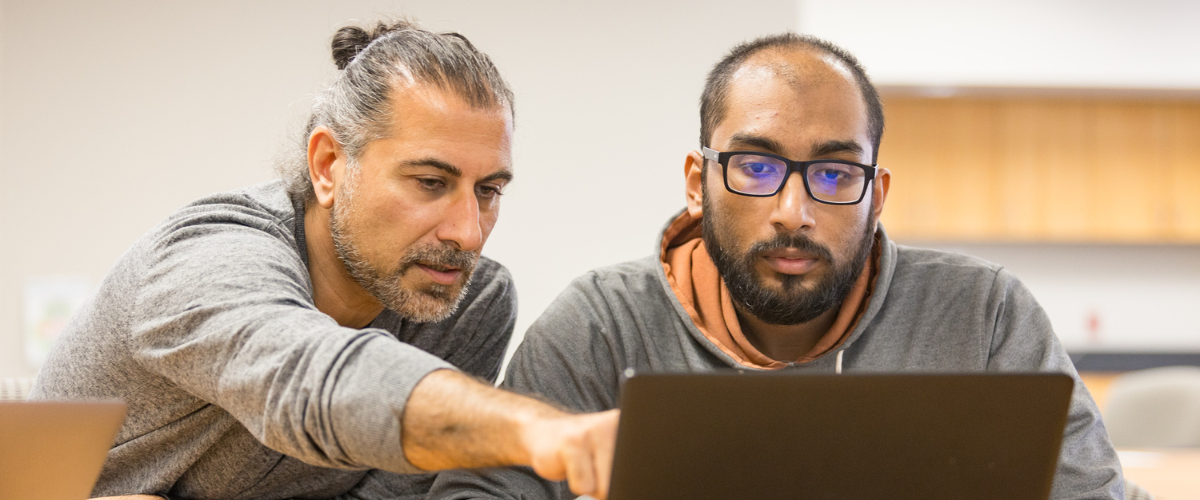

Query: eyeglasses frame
<box><xmin>701</xmin><ymin>146</ymin><xmax>878</xmax><ymax>205</ymax></box>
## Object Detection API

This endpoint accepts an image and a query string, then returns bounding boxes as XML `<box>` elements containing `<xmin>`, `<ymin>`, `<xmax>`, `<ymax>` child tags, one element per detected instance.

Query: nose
<box><xmin>768</xmin><ymin>171</ymin><xmax>817</xmax><ymax>233</ymax></box>
<box><xmin>436</xmin><ymin>189</ymin><xmax>484</xmax><ymax>252</ymax></box>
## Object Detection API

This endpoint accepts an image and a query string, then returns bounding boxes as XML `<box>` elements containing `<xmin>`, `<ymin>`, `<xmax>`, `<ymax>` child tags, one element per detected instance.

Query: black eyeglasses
<box><xmin>702</xmin><ymin>147</ymin><xmax>877</xmax><ymax>205</ymax></box>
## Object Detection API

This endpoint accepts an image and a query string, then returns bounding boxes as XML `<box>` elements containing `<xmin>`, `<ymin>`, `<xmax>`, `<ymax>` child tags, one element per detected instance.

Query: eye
<box><xmin>808</xmin><ymin>163</ymin><xmax>864</xmax><ymax>192</ymax></box>
<box><xmin>476</xmin><ymin>183</ymin><xmax>504</xmax><ymax>200</ymax></box>
<box><xmin>416</xmin><ymin>177</ymin><xmax>446</xmax><ymax>191</ymax></box>
<box><xmin>740</xmin><ymin>162</ymin><xmax>778</xmax><ymax>175</ymax></box>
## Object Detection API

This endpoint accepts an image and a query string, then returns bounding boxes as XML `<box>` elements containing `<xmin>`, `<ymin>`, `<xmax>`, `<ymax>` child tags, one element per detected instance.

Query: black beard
<box><xmin>701</xmin><ymin>196</ymin><xmax>875</xmax><ymax>326</ymax></box>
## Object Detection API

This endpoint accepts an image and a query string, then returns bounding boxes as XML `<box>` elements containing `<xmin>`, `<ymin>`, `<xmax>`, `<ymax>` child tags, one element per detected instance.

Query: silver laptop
<box><xmin>0</xmin><ymin>401</ymin><xmax>127</xmax><ymax>500</ymax></box>
<box><xmin>609</xmin><ymin>373</ymin><xmax>1073</xmax><ymax>500</ymax></box>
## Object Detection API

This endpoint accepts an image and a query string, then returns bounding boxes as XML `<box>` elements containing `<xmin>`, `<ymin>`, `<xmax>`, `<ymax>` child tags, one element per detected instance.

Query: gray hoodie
<box><xmin>428</xmin><ymin>222</ymin><xmax>1123</xmax><ymax>500</ymax></box>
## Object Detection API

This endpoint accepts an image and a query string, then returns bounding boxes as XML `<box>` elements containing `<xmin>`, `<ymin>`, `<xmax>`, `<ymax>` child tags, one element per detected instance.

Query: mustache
<box><xmin>398</xmin><ymin>244</ymin><xmax>478</xmax><ymax>274</ymax></box>
<box><xmin>746</xmin><ymin>232</ymin><xmax>834</xmax><ymax>263</ymax></box>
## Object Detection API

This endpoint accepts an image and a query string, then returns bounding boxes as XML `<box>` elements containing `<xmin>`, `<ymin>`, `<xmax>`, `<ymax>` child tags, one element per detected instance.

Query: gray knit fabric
<box><xmin>31</xmin><ymin>181</ymin><xmax>517</xmax><ymax>500</ymax></box>
<box><xmin>428</xmin><ymin>221</ymin><xmax>1124</xmax><ymax>500</ymax></box>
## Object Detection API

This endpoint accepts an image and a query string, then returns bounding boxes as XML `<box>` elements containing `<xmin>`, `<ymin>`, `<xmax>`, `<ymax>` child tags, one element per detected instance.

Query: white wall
<box><xmin>798</xmin><ymin>0</ymin><xmax>1200</xmax><ymax>89</ymax></box>
<box><xmin>0</xmin><ymin>0</ymin><xmax>797</xmax><ymax>378</ymax></box>
<box><xmin>2</xmin><ymin>0</ymin><xmax>1197</xmax><ymax>379</ymax></box>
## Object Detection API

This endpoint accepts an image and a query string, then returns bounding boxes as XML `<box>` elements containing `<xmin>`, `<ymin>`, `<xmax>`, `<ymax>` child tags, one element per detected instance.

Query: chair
<box><xmin>1103</xmin><ymin>366</ymin><xmax>1200</xmax><ymax>448</ymax></box>
<box><xmin>0</xmin><ymin>378</ymin><xmax>35</xmax><ymax>401</ymax></box>
<box><xmin>1125</xmin><ymin>479</ymin><xmax>1154</xmax><ymax>500</ymax></box>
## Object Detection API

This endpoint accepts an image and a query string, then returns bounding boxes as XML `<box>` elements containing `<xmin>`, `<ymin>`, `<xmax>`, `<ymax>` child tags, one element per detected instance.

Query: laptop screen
<box><xmin>0</xmin><ymin>401</ymin><xmax>126</xmax><ymax>500</ymax></box>
<box><xmin>609</xmin><ymin>373</ymin><xmax>1072</xmax><ymax>500</ymax></box>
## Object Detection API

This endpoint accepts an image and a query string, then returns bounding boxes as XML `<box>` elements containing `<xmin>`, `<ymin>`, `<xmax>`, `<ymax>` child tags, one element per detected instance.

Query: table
<box><xmin>1118</xmin><ymin>448</ymin><xmax>1200</xmax><ymax>500</ymax></box>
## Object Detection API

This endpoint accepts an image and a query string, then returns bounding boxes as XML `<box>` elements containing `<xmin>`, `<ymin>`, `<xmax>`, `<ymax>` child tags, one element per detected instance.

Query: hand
<box><xmin>401</xmin><ymin>369</ymin><xmax>620</xmax><ymax>498</ymax></box>
<box><xmin>521</xmin><ymin>409</ymin><xmax>620</xmax><ymax>500</ymax></box>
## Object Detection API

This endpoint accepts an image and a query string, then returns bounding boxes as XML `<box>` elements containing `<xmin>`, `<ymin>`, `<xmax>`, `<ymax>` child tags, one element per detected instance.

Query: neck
<box><xmin>736</xmin><ymin>304</ymin><xmax>839</xmax><ymax>362</ymax></box>
<box><xmin>304</xmin><ymin>202</ymin><xmax>385</xmax><ymax>329</ymax></box>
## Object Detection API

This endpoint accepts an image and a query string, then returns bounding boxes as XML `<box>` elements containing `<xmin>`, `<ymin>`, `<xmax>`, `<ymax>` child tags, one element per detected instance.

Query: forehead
<box><xmin>374</xmin><ymin>84</ymin><xmax>511</xmax><ymax>162</ymax></box>
<box><xmin>390</xmin><ymin>84</ymin><xmax>512</xmax><ymax>136</ymax></box>
<box><xmin>716</xmin><ymin>48</ymin><xmax>870</xmax><ymax>156</ymax></box>
<box><xmin>355</xmin><ymin>84</ymin><xmax>514</xmax><ymax>176</ymax></box>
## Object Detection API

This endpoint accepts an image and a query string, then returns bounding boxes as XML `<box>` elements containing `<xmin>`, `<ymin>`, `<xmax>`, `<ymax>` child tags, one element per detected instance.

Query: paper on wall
<box><xmin>23</xmin><ymin>276</ymin><xmax>91</xmax><ymax>369</ymax></box>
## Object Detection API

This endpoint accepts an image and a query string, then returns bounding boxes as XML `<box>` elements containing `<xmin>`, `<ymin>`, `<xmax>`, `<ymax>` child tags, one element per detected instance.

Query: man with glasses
<box><xmin>429</xmin><ymin>33</ymin><xmax>1123</xmax><ymax>500</ymax></box>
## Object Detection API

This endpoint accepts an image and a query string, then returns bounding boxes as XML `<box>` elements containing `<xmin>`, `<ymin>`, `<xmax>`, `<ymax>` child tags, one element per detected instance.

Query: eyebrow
<box><xmin>727</xmin><ymin>134</ymin><xmax>786</xmax><ymax>155</ymax></box>
<box><xmin>401</xmin><ymin>157</ymin><xmax>513</xmax><ymax>183</ymax></box>
<box><xmin>810</xmin><ymin>140</ymin><xmax>865</xmax><ymax>159</ymax></box>
<box><xmin>481</xmin><ymin>170</ymin><xmax>514</xmax><ymax>183</ymax></box>
<box><xmin>727</xmin><ymin>134</ymin><xmax>866</xmax><ymax>162</ymax></box>
<box><xmin>402</xmin><ymin>158</ymin><xmax>461</xmax><ymax>176</ymax></box>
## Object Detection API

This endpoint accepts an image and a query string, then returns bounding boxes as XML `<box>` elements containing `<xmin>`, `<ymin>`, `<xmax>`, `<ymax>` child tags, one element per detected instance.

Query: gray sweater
<box><xmin>31</xmin><ymin>181</ymin><xmax>518</xmax><ymax>500</ymax></box>
<box><xmin>428</xmin><ymin>225</ymin><xmax>1124</xmax><ymax>500</ymax></box>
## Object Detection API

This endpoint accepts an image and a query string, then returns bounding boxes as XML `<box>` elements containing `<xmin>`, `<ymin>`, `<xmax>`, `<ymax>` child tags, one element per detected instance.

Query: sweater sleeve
<box><xmin>985</xmin><ymin>268</ymin><xmax>1125</xmax><ymax>500</ymax></box>
<box><xmin>429</xmin><ymin>271</ymin><xmax>626</xmax><ymax>500</ymax></box>
<box><xmin>128</xmin><ymin>208</ymin><xmax>454</xmax><ymax>474</ymax></box>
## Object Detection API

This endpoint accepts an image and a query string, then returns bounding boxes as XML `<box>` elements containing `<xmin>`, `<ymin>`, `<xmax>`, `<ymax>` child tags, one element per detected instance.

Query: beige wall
<box><xmin>5</xmin><ymin>0</ymin><xmax>1198</xmax><ymax>380</ymax></box>
<box><xmin>0</xmin><ymin>0</ymin><xmax>797</xmax><ymax>378</ymax></box>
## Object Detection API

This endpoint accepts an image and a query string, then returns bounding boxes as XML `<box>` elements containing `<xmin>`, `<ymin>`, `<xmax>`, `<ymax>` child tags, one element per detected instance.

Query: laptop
<box><xmin>0</xmin><ymin>401</ymin><xmax>127</xmax><ymax>500</ymax></box>
<box><xmin>609</xmin><ymin>373</ymin><xmax>1073</xmax><ymax>500</ymax></box>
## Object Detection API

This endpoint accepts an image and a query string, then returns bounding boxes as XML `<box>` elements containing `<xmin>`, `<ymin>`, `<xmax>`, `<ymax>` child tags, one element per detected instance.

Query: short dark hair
<box><xmin>699</xmin><ymin>33</ymin><xmax>884</xmax><ymax>163</ymax></box>
<box><xmin>280</xmin><ymin>20</ymin><xmax>514</xmax><ymax>204</ymax></box>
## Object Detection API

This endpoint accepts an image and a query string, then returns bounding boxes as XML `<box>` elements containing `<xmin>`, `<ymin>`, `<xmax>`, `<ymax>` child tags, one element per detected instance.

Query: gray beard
<box><xmin>328</xmin><ymin>196</ymin><xmax>477</xmax><ymax>323</ymax></box>
<box><xmin>701</xmin><ymin>194</ymin><xmax>875</xmax><ymax>326</ymax></box>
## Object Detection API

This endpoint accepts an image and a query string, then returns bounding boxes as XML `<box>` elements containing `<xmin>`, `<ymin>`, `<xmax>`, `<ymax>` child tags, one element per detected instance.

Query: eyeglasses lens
<box><xmin>807</xmin><ymin>162</ymin><xmax>868</xmax><ymax>203</ymax></box>
<box><xmin>726</xmin><ymin>154</ymin><xmax>787</xmax><ymax>195</ymax></box>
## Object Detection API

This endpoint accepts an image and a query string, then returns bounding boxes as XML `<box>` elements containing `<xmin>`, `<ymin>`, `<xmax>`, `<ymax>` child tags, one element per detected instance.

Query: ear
<box><xmin>871</xmin><ymin>167</ymin><xmax>891</xmax><ymax>222</ymax></box>
<box><xmin>308</xmin><ymin>127</ymin><xmax>345</xmax><ymax>210</ymax></box>
<box><xmin>684</xmin><ymin>150</ymin><xmax>706</xmax><ymax>219</ymax></box>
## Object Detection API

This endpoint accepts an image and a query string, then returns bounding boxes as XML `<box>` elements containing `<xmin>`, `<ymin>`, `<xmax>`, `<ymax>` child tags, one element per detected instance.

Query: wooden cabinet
<box><xmin>878</xmin><ymin>95</ymin><xmax>1200</xmax><ymax>242</ymax></box>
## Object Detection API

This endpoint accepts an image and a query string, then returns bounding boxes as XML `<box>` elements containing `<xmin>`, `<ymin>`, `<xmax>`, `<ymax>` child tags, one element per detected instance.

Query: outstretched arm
<box><xmin>430</xmin><ymin>270</ymin><xmax>632</xmax><ymax>500</ymax></box>
<box><xmin>403</xmin><ymin>369</ymin><xmax>619</xmax><ymax>500</ymax></box>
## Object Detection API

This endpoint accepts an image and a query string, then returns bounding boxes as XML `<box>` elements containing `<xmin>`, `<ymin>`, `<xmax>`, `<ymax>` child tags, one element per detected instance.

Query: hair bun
<box><xmin>331</xmin><ymin>20</ymin><xmax>420</xmax><ymax>70</ymax></box>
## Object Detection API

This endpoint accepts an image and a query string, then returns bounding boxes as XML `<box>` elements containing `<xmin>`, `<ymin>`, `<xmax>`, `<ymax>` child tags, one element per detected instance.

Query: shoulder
<box><xmin>182</xmin><ymin>180</ymin><xmax>297</xmax><ymax>222</ymax></box>
<box><xmin>126</xmin><ymin>182</ymin><xmax>311</xmax><ymax>306</ymax></box>
<box><xmin>884</xmin><ymin>244</ymin><xmax>1047</xmax><ymax>335</ymax></box>
<box><xmin>877</xmin><ymin>243</ymin><xmax>1039</xmax><ymax>328</ymax></box>
<box><xmin>133</xmin><ymin>181</ymin><xmax>304</xmax><ymax>269</ymax></box>
<box><xmin>562</xmin><ymin>255</ymin><xmax>663</xmax><ymax>298</ymax></box>
<box><xmin>520</xmin><ymin>255</ymin><xmax>668</xmax><ymax>359</ymax></box>
<box><xmin>151</xmin><ymin>181</ymin><xmax>300</xmax><ymax>246</ymax></box>
<box><xmin>893</xmin><ymin>244</ymin><xmax>1003</xmax><ymax>274</ymax></box>
<box><xmin>525</xmin><ymin>256</ymin><xmax>668</xmax><ymax>329</ymax></box>
<box><xmin>889</xmin><ymin>244</ymin><xmax>1009</xmax><ymax>292</ymax></box>
<box><xmin>858</xmin><ymin>240</ymin><xmax>1055</xmax><ymax>371</ymax></box>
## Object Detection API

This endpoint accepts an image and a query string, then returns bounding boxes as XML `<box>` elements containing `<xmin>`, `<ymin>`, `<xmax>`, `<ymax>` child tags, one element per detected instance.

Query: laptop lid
<box><xmin>0</xmin><ymin>401</ymin><xmax>127</xmax><ymax>500</ymax></box>
<box><xmin>609</xmin><ymin>373</ymin><xmax>1073</xmax><ymax>500</ymax></box>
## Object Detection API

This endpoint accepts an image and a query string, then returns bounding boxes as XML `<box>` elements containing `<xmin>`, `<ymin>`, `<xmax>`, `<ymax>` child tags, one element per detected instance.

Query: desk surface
<box><xmin>1118</xmin><ymin>448</ymin><xmax>1200</xmax><ymax>500</ymax></box>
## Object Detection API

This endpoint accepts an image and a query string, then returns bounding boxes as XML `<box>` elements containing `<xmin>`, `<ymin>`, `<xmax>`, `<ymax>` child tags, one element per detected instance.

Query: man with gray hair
<box><xmin>32</xmin><ymin>21</ymin><xmax>617</xmax><ymax>500</ymax></box>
